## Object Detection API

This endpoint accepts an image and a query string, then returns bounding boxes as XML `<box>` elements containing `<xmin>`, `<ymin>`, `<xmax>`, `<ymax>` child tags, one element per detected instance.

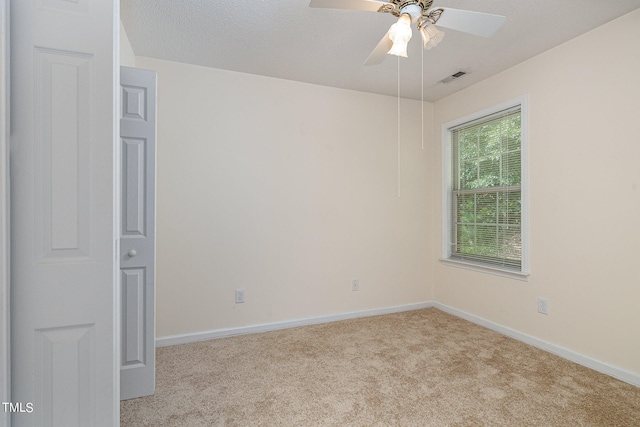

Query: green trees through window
<box><xmin>451</xmin><ymin>109</ymin><xmax>522</xmax><ymax>269</ymax></box>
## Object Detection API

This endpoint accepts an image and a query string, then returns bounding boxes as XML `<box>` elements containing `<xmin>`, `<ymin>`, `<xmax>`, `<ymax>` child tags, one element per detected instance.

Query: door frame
<box><xmin>1</xmin><ymin>1</ymin><xmax>10</xmax><ymax>426</ymax></box>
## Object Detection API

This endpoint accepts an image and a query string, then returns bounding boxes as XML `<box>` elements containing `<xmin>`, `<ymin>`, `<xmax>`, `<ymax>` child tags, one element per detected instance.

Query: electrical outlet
<box><xmin>235</xmin><ymin>289</ymin><xmax>245</xmax><ymax>304</ymax></box>
<box><xmin>537</xmin><ymin>297</ymin><xmax>549</xmax><ymax>315</ymax></box>
<box><xmin>351</xmin><ymin>279</ymin><xmax>359</xmax><ymax>291</ymax></box>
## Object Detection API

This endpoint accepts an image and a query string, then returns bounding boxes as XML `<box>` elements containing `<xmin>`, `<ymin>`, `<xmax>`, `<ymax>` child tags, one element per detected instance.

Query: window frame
<box><xmin>441</xmin><ymin>95</ymin><xmax>530</xmax><ymax>280</ymax></box>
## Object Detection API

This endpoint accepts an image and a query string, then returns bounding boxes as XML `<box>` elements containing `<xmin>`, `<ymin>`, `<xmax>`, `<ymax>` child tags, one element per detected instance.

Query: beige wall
<box><xmin>433</xmin><ymin>9</ymin><xmax>640</xmax><ymax>375</ymax></box>
<box><xmin>136</xmin><ymin>57</ymin><xmax>434</xmax><ymax>338</ymax></box>
<box><xmin>120</xmin><ymin>20</ymin><xmax>135</xmax><ymax>67</ymax></box>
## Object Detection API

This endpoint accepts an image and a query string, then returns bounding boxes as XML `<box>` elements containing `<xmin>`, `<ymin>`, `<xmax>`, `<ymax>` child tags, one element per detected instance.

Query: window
<box><xmin>442</xmin><ymin>97</ymin><xmax>529</xmax><ymax>279</ymax></box>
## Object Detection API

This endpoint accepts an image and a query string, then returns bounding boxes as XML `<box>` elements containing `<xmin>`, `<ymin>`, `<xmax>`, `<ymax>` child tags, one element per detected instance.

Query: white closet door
<box><xmin>10</xmin><ymin>0</ymin><xmax>119</xmax><ymax>426</ymax></box>
<box><xmin>120</xmin><ymin>66</ymin><xmax>157</xmax><ymax>401</ymax></box>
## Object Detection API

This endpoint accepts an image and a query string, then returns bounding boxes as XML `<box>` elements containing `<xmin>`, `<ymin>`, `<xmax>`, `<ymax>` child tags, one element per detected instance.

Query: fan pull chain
<box><xmin>397</xmin><ymin>56</ymin><xmax>401</xmax><ymax>198</ymax></box>
<box><xmin>421</xmin><ymin>46</ymin><xmax>424</xmax><ymax>150</ymax></box>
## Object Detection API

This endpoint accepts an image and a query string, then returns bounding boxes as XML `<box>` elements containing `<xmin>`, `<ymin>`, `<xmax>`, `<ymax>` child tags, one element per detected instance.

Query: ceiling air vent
<box><xmin>441</xmin><ymin>71</ymin><xmax>467</xmax><ymax>84</ymax></box>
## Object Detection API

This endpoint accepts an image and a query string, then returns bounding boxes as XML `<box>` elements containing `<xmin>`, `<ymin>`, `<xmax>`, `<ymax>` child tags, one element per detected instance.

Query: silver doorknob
<box><xmin>128</xmin><ymin>249</ymin><xmax>137</xmax><ymax>257</ymax></box>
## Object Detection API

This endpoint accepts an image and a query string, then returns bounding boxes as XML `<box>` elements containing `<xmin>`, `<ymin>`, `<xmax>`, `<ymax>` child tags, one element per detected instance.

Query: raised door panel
<box><xmin>35</xmin><ymin>325</ymin><xmax>95</xmax><ymax>426</ymax></box>
<box><xmin>121</xmin><ymin>268</ymin><xmax>146</xmax><ymax>367</ymax></box>
<box><xmin>34</xmin><ymin>48</ymin><xmax>93</xmax><ymax>262</ymax></box>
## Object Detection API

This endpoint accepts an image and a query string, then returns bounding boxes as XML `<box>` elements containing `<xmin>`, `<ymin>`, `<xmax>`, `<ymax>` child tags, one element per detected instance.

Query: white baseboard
<box><xmin>433</xmin><ymin>302</ymin><xmax>640</xmax><ymax>388</ymax></box>
<box><xmin>156</xmin><ymin>301</ymin><xmax>640</xmax><ymax>388</ymax></box>
<box><xmin>156</xmin><ymin>301</ymin><xmax>435</xmax><ymax>348</ymax></box>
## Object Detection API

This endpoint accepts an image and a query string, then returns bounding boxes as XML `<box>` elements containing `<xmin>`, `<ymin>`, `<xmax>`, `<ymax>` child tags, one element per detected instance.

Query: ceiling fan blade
<box><xmin>309</xmin><ymin>0</ymin><xmax>390</xmax><ymax>12</ymax></box>
<box><xmin>364</xmin><ymin>30</ymin><xmax>393</xmax><ymax>66</ymax></box>
<box><xmin>435</xmin><ymin>7</ymin><xmax>506</xmax><ymax>38</ymax></box>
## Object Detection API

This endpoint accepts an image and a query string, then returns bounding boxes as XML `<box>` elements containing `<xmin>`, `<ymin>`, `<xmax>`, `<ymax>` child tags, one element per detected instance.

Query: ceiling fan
<box><xmin>309</xmin><ymin>0</ymin><xmax>506</xmax><ymax>65</ymax></box>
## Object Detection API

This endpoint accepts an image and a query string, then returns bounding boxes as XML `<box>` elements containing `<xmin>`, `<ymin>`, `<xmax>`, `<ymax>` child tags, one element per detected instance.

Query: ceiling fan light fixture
<box><xmin>419</xmin><ymin>26</ymin><xmax>430</xmax><ymax>48</ymax></box>
<box><xmin>387</xmin><ymin>14</ymin><xmax>413</xmax><ymax>57</ymax></box>
<box><xmin>420</xmin><ymin>21</ymin><xmax>445</xmax><ymax>50</ymax></box>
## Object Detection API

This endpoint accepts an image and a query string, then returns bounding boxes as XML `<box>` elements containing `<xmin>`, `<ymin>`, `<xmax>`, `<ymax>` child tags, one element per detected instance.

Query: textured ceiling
<box><xmin>121</xmin><ymin>0</ymin><xmax>640</xmax><ymax>101</ymax></box>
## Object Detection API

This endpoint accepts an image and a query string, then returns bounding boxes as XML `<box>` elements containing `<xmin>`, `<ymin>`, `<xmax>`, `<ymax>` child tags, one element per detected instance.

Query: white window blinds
<box><xmin>450</xmin><ymin>107</ymin><xmax>522</xmax><ymax>270</ymax></box>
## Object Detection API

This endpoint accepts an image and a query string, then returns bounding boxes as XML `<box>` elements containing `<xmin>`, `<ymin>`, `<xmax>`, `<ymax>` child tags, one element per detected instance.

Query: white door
<box><xmin>120</xmin><ymin>66</ymin><xmax>156</xmax><ymax>400</ymax></box>
<box><xmin>10</xmin><ymin>0</ymin><xmax>118</xmax><ymax>426</ymax></box>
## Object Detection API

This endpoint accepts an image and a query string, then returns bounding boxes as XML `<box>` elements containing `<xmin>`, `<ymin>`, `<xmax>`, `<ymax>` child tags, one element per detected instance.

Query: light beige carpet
<box><xmin>121</xmin><ymin>308</ymin><xmax>640</xmax><ymax>426</ymax></box>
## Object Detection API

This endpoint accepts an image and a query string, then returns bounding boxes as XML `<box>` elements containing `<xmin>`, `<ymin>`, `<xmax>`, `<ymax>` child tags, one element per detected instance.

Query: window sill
<box><xmin>439</xmin><ymin>258</ymin><xmax>530</xmax><ymax>282</ymax></box>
